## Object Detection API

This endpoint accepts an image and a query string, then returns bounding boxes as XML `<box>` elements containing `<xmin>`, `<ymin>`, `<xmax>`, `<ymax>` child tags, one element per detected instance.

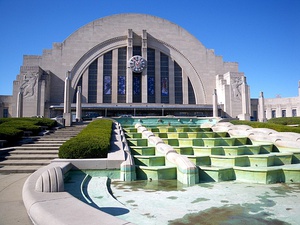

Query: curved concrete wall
<box><xmin>23</xmin><ymin>162</ymin><xmax>135</xmax><ymax>225</ymax></box>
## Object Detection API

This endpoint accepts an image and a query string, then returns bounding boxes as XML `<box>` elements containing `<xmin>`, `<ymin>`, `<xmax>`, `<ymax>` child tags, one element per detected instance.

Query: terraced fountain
<box><xmin>121</xmin><ymin>118</ymin><xmax>300</xmax><ymax>185</ymax></box>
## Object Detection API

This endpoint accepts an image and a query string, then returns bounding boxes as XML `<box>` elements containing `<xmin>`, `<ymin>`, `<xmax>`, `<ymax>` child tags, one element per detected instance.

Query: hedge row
<box><xmin>0</xmin><ymin>118</ymin><xmax>57</xmax><ymax>145</ymax></box>
<box><xmin>231</xmin><ymin>117</ymin><xmax>300</xmax><ymax>134</ymax></box>
<box><xmin>58</xmin><ymin>119</ymin><xmax>113</xmax><ymax>159</ymax></box>
<box><xmin>267</xmin><ymin>117</ymin><xmax>300</xmax><ymax>126</ymax></box>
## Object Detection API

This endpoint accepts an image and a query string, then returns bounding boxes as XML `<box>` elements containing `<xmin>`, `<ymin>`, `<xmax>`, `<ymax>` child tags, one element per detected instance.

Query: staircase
<box><xmin>0</xmin><ymin>123</ymin><xmax>87</xmax><ymax>174</ymax></box>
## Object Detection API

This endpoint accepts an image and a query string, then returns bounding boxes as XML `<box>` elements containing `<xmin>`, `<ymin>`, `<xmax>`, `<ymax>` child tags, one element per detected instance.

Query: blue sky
<box><xmin>0</xmin><ymin>0</ymin><xmax>299</xmax><ymax>98</ymax></box>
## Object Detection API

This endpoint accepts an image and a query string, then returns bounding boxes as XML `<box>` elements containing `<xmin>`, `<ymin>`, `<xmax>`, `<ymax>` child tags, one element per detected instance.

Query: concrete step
<box><xmin>12</xmin><ymin>146</ymin><xmax>60</xmax><ymax>150</ymax></box>
<box><xmin>5</xmin><ymin>150</ymin><xmax>58</xmax><ymax>154</ymax></box>
<box><xmin>42</xmin><ymin>133</ymin><xmax>79</xmax><ymax>136</ymax></box>
<box><xmin>48</xmin><ymin>133</ymin><xmax>80</xmax><ymax>136</ymax></box>
<box><xmin>0</xmin><ymin>123</ymin><xmax>87</xmax><ymax>174</ymax></box>
<box><xmin>34</xmin><ymin>140</ymin><xmax>66</xmax><ymax>144</ymax></box>
<box><xmin>2</xmin><ymin>154</ymin><xmax>57</xmax><ymax>160</ymax></box>
<box><xmin>36</xmin><ymin>137</ymin><xmax>73</xmax><ymax>140</ymax></box>
<box><xmin>0</xmin><ymin>165</ymin><xmax>41</xmax><ymax>173</ymax></box>
<box><xmin>0</xmin><ymin>159</ymin><xmax>52</xmax><ymax>166</ymax></box>
<box><xmin>20</xmin><ymin>143</ymin><xmax>62</xmax><ymax>147</ymax></box>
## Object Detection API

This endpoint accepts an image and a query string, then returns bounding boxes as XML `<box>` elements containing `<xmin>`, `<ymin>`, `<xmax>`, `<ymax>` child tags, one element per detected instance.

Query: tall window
<box><xmin>3</xmin><ymin>108</ymin><xmax>8</xmax><ymax>118</ymax></box>
<box><xmin>292</xmin><ymin>109</ymin><xmax>297</xmax><ymax>117</ymax></box>
<box><xmin>147</xmin><ymin>48</ymin><xmax>155</xmax><ymax>103</ymax></box>
<box><xmin>252</xmin><ymin>110</ymin><xmax>257</xmax><ymax>121</ymax></box>
<box><xmin>160</xmin><ymin>52</ymin><xmax>169</xmax><ymax>103</ymax></box>
<box><xmin>118</xmin><ymin>47</ymin><xmax>127</xmax><ymax>103</ymax></box>
<box><xmin>174</xmin><ymin>61</ymin><xmax>183</xmax><ymax>104</ymax></box>
<box><xmin>188</xmin><ymin>78</ymin><xmax>196</xmax><ymax>104</ymax></box>
<box><xmin>282</xmin><ymin>109</ymin><xmax>286</xmax><ymax>117</ymax></box>
<box><xmin>133</xmin><ymin>46</ymin><xmax>141</xmax><ymax>56</ymax></box>
<box><xmin>271</xmin><ymin>110</ymin><xmax>276</xmax><ymax>118</ymax></box>
<box><xmin>103</xmin><ymin>51</ymin><xmax>112</xmax><ymax>103</ymax></box>
<box><xmin>132</xmin><ymin>46</ymin><xmax>142</xmax><ymax>103</ymax></box>
<box><xmin>133</xmin><ymin>73</ymin><xmax>141</xmax><ymax>103</ymax></box>
<box><xmin>88</xmin><ymin>60</ymin><xmax>97</xmax><ymax>103</ymax></box>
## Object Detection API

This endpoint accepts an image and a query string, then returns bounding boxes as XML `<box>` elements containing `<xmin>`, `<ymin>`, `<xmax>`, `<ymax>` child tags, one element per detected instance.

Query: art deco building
<box><xmin>0</xmin><ymin>14</ymin><xmax>252</xmax><ymax>122</ymax></box>
<box><xmin>252</xmin><ymin>82</ymin><xmax>300</xmax><ymax>122</ymax></box>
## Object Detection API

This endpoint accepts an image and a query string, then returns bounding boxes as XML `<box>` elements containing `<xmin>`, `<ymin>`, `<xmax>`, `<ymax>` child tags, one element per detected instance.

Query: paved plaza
<box><xmin>0</xmin><ymin>173</ymin><xmax>32</xmax><ymax>225</ymax></box>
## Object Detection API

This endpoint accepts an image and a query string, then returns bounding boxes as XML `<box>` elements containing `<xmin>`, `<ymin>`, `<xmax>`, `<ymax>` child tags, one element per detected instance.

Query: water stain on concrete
<box><xmin>169</xmin><ymin>188</ymin><xmax>294</xmax><ymax>225</ymax></box>
<box><xmin>220</xmin><ymin>200</ymin><xmax>229</xmax><ymax>203</ymax></box>
<box><xmin>94</xmin><ymin>196</ymin><xmax>103</xmax><ymax>199</ymax></box>
<box><xmin>167</xmin><ymin>196</ymin><xmax>178</xmax><ymax>200</ymax></box>
<box><xmin>168</xmin><ymin>205</ymin><xmax>291</xmax><ymax>225</ymax></box>
<box><xmin>191</xmin><ymin>198</ymin><xmax>209</xmax><ymax>203</ymax></box>
<box><xmin>143</xmin><ymin>213</ymin><xmax>155</xmax><ymax>219</ymax></box>
<box><xmin>197</xmin><ymin>183</ymin><xmax>214</xmax><ymax>189</ymax></box>
<box><xmin>112</xmin><ymin>180</ymin><xmax>186</xmax><ymax>192</ymax></box>
<box><xmin>270</xmin><ymin>183</ymin><xmax>300</xmax><ymax>195</ymax></box>
<box><xmin>126</xmin><ymin>200</ymin><xmax>135</xmax><ymax>204</ymax></box>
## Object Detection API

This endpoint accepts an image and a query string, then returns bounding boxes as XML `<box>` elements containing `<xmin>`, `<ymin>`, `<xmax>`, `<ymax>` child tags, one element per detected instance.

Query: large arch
<box><xmin>69</xmin><ymin>35</ymin><xmax>207</xmax><ymax>104</ymax></box>
<box><xmin>61</xmin><ymin>14</ymin><xmax>211</xmax><ymax>104</ymax></box>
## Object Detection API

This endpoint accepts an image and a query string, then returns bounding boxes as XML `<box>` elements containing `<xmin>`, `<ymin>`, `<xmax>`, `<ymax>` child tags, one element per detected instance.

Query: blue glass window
<box><xmin>174</xmin><ymin>61</ymin><xmax>183</xmax><ymax>104</ymax></box>
<box><xmin>147</xmin><ymin>48</ymin><xmax>155</xmax><ymax>103</ymax></box>
<box><xmin>188</xmin><ymin>77</ymin><xmax>196</xmax><ymax>104</ymax></box>
<box><xmin>148</xmin><ymin>77</ymin><xmax>155</xmax><ymax>96</ymax></box>
<box><xmin>133</xmin><ymin>74</ymin><xmax>141</xmax><ymax>102</ymax></box>
<box><xmin>118</xmin><ymin>76</ymin><xmax>126</xmax><ymax>95</ymax></box>
<box><xmin>88</xmin><ymin>60</ymin><xmax>97</xmax><ymax>103</ymax></box>
<box><xmin>118</xmin><ymin>47</ymin><xmax>127</xmax><ymax>103</ymax></box>
<box><xmin>160</xmin><ymin>52</ymin><xmax>169</xmax><ymax>103</ymax></box>
<box><xmin>103</xmin><ymin>51</ymin><xmax>112</xmax><ymax>103</ymax></box>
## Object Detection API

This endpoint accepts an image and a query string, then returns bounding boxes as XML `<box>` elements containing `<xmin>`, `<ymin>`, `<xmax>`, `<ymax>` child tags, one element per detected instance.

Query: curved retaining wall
<box><xmin>23</xmin><ymin>121</ymin><xmax>136</xmax><ymax>225</ymax></box>
<box><xmin>22</xmin><ymin>162</ymin><xmax>135</xmax><ymax>225</ymax></box>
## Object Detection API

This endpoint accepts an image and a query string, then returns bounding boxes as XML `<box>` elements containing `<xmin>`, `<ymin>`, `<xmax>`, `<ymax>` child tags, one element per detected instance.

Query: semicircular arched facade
<box><xmin>10</xmin><ymin>13</ymin><xmax>250</xmax><ymax>120</ymax></box>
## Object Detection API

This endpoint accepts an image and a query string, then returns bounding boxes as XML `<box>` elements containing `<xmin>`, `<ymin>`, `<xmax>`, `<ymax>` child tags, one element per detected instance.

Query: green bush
<box><xmin>267</xmin><ymin>117</ymin><xmax>300</xmax><ymax>126</ymax></box>
<box><xmin>59</xmin><ymin>119</ymin><xmax>113</xmax><ymax>159</ymax></box>
<box><xmin>0</xmin><ymin>117</ymin><xmax>57</xmax><ymax>146</ymax></box>
<box><xmin>230</xmin><ymin>119</ymin><xmax>300</xmax><ymax>134</ymax></box>
<box><xmin>0</xmin><ymin>126</ymin><xmax>23</xmax><ymax>143</ymax></box>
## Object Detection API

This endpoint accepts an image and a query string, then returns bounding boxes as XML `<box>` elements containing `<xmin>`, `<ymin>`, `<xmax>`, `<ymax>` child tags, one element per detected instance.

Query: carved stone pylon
<box><xmin>76</xmin><ymin>86</ymin><xmax>82</xmax><ymax>122</ymax></box>
<box><xmin>63</xmin><ymin>71</ymin><xmax>72</xmax><ymax>126</ymax></box>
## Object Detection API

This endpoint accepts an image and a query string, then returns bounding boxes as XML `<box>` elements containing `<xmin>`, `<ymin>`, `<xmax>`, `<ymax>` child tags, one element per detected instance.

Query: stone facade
<box><xmin>1</xmin><ymin>14</ymin><xmax>251</xmax><ymax>119</ymax></box>
<box><xmin>250</xmin><ymin>82</ymin><xmax>300</xmax><ymax>121</ymax></box>
<box><xmin>263</xmin><ymin>96</ymin><xmax>300</xmax><ymax>119</ymax></box>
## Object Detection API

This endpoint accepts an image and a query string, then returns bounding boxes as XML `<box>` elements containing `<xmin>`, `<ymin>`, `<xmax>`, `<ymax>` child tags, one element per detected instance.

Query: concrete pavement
<box><xmin>0</xmin><ymin>173</ymin><xmax>32</xmax><ymax>225</ymax></box>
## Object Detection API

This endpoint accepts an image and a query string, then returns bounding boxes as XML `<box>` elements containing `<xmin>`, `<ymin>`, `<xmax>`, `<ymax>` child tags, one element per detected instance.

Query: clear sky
<box><xmin>0</xmin><ymin>0</ymin><xmax>299</xmax><ymax>98</ymax></box>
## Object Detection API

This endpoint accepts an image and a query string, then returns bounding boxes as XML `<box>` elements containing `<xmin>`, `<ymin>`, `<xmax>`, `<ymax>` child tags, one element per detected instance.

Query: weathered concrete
<box><xmin>0</xmin><ymin>173</ymin><xmax>32</xmax><ymax>225</ymax></box>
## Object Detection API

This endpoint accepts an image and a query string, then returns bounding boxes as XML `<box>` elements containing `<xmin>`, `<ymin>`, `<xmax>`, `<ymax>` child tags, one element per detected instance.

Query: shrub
<box><xmin>0</xmin><ymin>126</ymin><xmax>23</xmax><ymax>144</ymax></box>
<box><xmin>230</xmin><ymin>120</ymin><xmax>300</xmax><ymax>134</ymax></box>
<box><xmin>267</xmin><ymin>117</ymin><xmax>300</xmax><ymax>126</ymax></box>
<box><xmin>30</xmin><ymin>118</ymin><xmax>57</xmax><ymax>128</ymax></box>
<box><xmin>0</xmin><ymin>118</ymin><xmax>57</xmax><ymax>146</ymax></box>
<box><xmin>59</xmin><ymin>119</ymin><xmax>113</xmax><ymax>159</ymax></box>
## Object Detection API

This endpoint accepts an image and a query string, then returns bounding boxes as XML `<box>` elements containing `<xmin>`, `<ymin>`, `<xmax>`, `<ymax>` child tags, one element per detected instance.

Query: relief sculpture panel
<box><xmin>20</xmin><ymin>72</ymin><xmax>38</xmax><ymax>99</ymax></box>
<box><xmin>232</xmin><ymin>77</ymin><xmax>243</xmax><ymax>101</ymax></box>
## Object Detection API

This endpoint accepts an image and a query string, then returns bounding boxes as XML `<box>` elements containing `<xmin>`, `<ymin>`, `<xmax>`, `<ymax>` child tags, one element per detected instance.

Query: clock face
<box><xmin>129</xmin><ymin>55</ymin><xmax>147</xmax><ymax>73</ymax></box>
